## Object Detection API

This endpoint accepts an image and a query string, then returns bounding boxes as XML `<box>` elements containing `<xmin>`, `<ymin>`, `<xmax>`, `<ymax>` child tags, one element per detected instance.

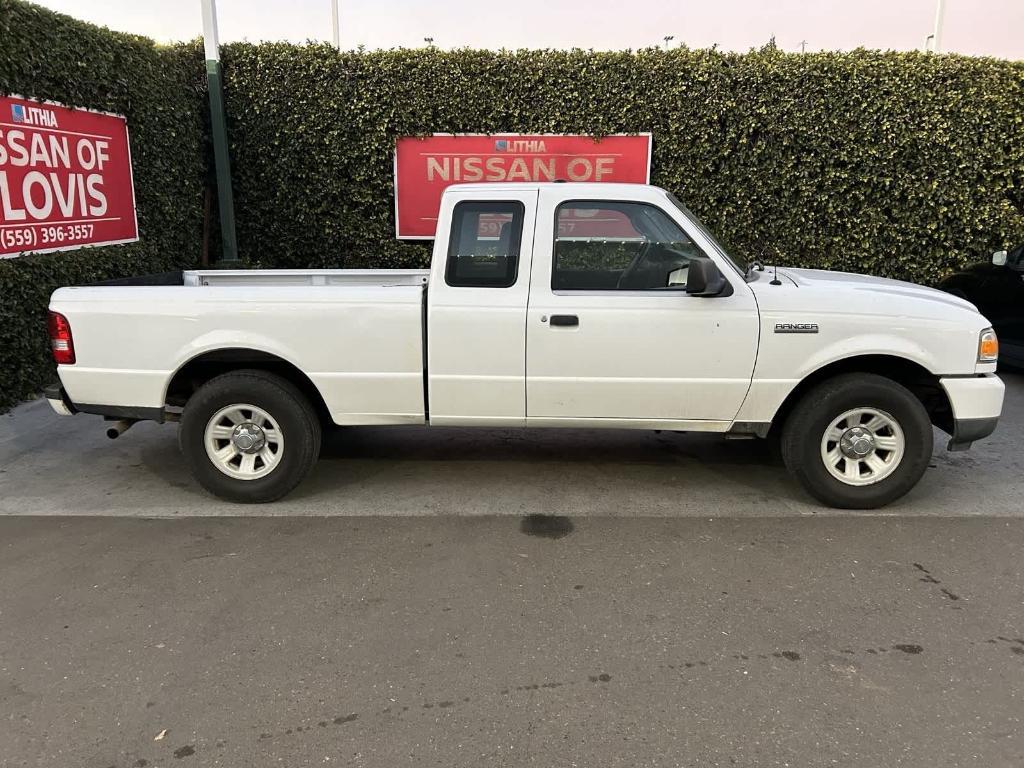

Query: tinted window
<box><xmin>553</xmin><ymin>201</ymin><xmax>706</xmax><ymax>291</ymax></box>
<box><xmin>1009</xmin><ymin>243</ymin><xmax>1024</xmax><ymax>267</ymax></box>
<box><xmin>445</xmin><ymin>201</ymin><xmax>524</xmax><ymax>288</ymax></box>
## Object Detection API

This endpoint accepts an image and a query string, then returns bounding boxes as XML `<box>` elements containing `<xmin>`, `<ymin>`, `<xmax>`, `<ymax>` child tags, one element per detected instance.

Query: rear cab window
<box><xmin>445</xmin><ymin>201</ymin><xmax>525</xmax><ymax>288</ymax></box>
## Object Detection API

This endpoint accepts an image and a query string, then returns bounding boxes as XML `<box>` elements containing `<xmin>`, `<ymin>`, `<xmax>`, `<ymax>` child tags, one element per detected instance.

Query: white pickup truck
<box><xmin>46</xmin><ymin>182</ymin><xmax>1004</xmax><ymax>508</ymax></box>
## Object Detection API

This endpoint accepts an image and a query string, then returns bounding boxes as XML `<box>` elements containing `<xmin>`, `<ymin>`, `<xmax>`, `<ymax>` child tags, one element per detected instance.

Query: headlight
<box><xmin>978</xmin><ymin>328</ymin><xmax>999</xmax><ymax>362</ymax></box>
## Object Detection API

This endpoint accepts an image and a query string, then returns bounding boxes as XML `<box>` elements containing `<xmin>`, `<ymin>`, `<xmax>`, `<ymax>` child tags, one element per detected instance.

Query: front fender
<box><xmin>733</xmin><ymin>328</ymin><xmax>962</xmax><ymax>425</ymax></box>
<box><xmin>793</xmin><ymin>333</ymin><xmax>939</xmax><ymax>381</ymax></box>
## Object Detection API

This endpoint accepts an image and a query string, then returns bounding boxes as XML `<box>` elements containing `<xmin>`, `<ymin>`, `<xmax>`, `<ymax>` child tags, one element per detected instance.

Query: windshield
<box><xmin>665</xmin><ymin>192</ymin><xmax>748</xmax><ymax>278</ymax></box>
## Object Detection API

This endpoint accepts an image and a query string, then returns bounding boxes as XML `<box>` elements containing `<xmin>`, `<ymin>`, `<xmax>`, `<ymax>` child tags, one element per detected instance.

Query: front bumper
<box><xmin>940</xmin><ymin>375</ymin><xmax>1004</xmax><ymax>451</ymax></box>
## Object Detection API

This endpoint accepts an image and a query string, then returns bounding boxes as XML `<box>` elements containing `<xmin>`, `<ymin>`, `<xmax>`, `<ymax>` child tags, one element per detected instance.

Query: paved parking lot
<box><xmin>0</xmin><ymin>375</ymin><xmax>1022</xmax><ymax>767</ymax></box>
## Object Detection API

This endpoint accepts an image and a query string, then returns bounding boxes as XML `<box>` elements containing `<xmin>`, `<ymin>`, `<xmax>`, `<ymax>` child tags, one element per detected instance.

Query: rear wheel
<box><xmin>781</xmin><ymin>373</ymin><xmax>933</xmax><ymax>509</ymax></box>
<box><xmin>179</xmin><ymin>370</ymin><xmax>321</xmax><ymax>503</ymax></box>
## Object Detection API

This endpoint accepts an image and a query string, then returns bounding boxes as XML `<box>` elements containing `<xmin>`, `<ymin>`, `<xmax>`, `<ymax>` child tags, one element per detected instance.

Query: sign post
<box><xmin>393</xmin><ymin>133</ymin><xmax>652</xmax><ymax>239</ymax></box>
<box><xmin>201</xmin><ymin>0</ymin><xmax>240</xmax><ymax>264</ymax></box>
<box><xmin>0</xmin><ymin>96</ymin><xmax>139</xmax><ymax>257</ymax></box>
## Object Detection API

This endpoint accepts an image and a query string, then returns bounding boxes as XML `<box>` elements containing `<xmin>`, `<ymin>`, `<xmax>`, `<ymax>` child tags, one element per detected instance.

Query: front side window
<box><xmin>553</xmin><ymin>201</ymin><xmax>706</xmax><ymax>291</ymax></box>
<box><xmin>665</xmin><ymin>192</ymin><xmax>747</xmax><ymax>277</ymax></box>
<box><xmin>445</xmin><ymin>201</ymin><xmax>524</xmax><ymax>288</ymax></box>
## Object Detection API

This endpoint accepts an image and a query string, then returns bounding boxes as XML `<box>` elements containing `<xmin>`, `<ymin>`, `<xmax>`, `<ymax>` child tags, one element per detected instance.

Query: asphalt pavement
<box><xmin>0</xmin><ymin>375</ymin><xmax>1022</xmax><ymax>767</ymax></box>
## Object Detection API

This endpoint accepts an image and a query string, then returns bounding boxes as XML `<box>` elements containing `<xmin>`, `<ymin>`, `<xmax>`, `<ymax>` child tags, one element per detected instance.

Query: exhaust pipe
<box><xmin>106</xmin><ymin>419</ymin><xmax>136</xmax><ymax>439</ymax></box>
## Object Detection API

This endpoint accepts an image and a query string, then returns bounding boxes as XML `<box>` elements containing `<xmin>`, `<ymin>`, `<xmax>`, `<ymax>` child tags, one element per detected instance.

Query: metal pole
<box><xmin>331</xmin><ymin>0</ymin><xmax>340</xmax><ymax>49</ymax></box>
<box><xmin>201</xmin><ymin>0</ymin><xmax>239</xmax><ymax>264</ymax></box>
<box><xmin>931</xmin><ymin>0</ymin><xmax>946</xmax><ymax>53</ymax></box>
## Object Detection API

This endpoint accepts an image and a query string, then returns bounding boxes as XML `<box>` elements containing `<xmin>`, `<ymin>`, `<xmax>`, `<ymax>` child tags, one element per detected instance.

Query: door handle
<box><xmin>549</xmin><ymin>314</ymin><xmax>579</xmax><ymax>327</ymax></box>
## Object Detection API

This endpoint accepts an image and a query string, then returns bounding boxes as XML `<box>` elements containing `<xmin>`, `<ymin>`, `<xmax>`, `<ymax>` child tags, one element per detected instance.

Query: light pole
<box><xmin>200</xmin><ymin>0</ymin><xmax>239</xmax><ymax>264</ymax></box>
<box><xmin>800</xmin><ymin>39</ymin><xmax>807</xmax><ymax>53</ymax></box>
<box><xmin>663</xmin><ymin>35</ymin><xmax>674</xmax><ymax>50</ymax></box>
<box><xmin>424</xmin><ymin>36</ymin><xmax>434</xmax><ymax>47</ymax></box>
<box><xmin>930</xmin><ymin>0</ymin><xmax>946</xmax><ymax>52</ymax></box>
<box><xmin>331</xmin><ymin>0</ymin><xmax>340</xmax><ymax>49</ymax></box>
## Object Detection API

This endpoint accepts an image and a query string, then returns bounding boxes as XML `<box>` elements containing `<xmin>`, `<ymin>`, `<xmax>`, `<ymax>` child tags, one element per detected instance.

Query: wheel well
<box><xmin>165</xmin><ymin>349</ymin><xmax>331</xmax><ymax>425</ymax></box>
<box><xmin>769</xmin><ymin>355</ymin><xmax>953</xmax><ymax>437</ymax></box>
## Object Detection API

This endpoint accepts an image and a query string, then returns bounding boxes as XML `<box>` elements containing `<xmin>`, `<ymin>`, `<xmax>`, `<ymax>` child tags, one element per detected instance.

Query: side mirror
<box><xmin>992</xmin><ymin>250</ymin><xmax>1008</xmax><ymax>266</ymax></box>
<box><xmin>685</xmin><ymin>257</ymin><xmax>727</xmax><ymax>297</ymax></box>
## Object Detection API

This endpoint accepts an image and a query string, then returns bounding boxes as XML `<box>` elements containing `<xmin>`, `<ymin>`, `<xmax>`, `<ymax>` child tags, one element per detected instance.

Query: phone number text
<box><xmin>1</xmin><ymin>223</ymin><xmax>96</xmax><ymax>251</ymax></box>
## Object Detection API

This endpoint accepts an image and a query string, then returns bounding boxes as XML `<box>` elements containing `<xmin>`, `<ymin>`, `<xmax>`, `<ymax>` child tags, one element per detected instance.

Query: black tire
<box><xmin>179</xmin><ymin>369</ymin><xmax>322</xmax><ymax>503</ymax></box>
<box><xmin>780</xmin><ymin>373</ymin><xmax>933</xmax><ymax>509</ymax></box>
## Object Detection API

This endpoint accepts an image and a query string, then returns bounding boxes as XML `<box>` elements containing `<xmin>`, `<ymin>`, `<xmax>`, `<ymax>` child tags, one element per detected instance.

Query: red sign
<box><xmin>0</xmin><ymin>95</ymin><xmax>138</xmax><ymax>258</ymax></box>
<box><xmin>394</xmin><ymin>133</ymin><xmax>652</xmax><ymax>239</ymax></box>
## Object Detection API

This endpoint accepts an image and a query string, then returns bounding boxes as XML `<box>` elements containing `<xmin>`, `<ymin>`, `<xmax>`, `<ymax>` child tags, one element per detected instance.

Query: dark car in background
<box><xmin>941</xmin><ymin>243</ymin><xmax>1024</xmax><ymax>369</ymax></box>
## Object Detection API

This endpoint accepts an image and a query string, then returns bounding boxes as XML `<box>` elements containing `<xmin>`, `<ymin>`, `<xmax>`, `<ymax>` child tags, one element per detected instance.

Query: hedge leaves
<box><xmin>0</xmin><ymin>0</ymin><xmax>205</xmax><ymax>409</ymax></box>
<box><xmin>221</xmin><ymin>45</ymin><xmax>1023</xmax><ymax>280</ymax></box>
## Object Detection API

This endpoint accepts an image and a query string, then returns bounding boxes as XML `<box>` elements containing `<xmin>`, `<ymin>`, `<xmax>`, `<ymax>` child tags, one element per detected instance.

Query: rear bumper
<box><xmin>44</xmin><ymin>383</ymin><xmax>76</xmax><ymax>416</ymax></box>
<box><xmin>44</xmin><ymin>382</ymin><xmax>164</xmax><ymax>422</ymax></box>
<box><xmin>940</xmin><ymin>375</ymin><xmax>1004</xmax><ymax>451</ymax></box>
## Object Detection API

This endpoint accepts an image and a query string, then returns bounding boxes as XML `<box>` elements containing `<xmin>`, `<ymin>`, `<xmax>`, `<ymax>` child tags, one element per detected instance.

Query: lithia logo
<box><xmin>10</xmin><ymin>103</ymin><xmax>58</xmax><ymax>127</ymax></box>
<box><xmin>495</xmin><ymin>138</ymin><xmax>547</xmax><ymax>153</ymax></box>
<box><xmin>775</xmin><ymin>322</ymin><xmax>819</xmax><ymax>334</ymax></box>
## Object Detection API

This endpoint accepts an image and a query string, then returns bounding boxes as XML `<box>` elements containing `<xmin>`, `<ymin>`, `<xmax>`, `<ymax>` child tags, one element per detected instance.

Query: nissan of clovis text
<box><xmin>45</xmin><ymin>183</ymin><xmax>1004</xmax><ymax>508</ymax></box>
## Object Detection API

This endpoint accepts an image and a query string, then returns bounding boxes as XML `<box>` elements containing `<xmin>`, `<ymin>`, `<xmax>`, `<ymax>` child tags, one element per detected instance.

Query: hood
<box><xmin>769</xmin><ymin>267</ymin><xmax>979</xmax><ymax>314</ymax></box>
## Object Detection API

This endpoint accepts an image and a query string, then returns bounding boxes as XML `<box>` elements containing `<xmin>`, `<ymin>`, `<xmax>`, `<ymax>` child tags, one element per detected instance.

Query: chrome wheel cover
<box><xmin>204</xmin><ymin>403</ymin><xmax>284</xmax><ymax>480</ymax></box>
<box><xmin>820</xmin><ymin>407</ymin><xmax>905</xmax><ymax>486</ymax></box>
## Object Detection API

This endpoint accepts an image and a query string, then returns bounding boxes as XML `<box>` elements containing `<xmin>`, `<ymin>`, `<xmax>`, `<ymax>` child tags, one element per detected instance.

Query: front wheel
<box><xmin>179</xmin><ymin>370</ymin><xmax>322</xmax><ymax>503</ymax></box>
<box><xmin>781</xmin><ymin>373</ymin><xmax>933</xmax><ymax>509</ymax></box>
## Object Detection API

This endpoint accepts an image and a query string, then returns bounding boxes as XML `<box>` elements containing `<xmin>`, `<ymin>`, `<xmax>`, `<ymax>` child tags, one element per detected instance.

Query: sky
<box><xmin>31</xmin><ymin>0</ymin><xmax>1024</xmax><ymax>59</ymax></box>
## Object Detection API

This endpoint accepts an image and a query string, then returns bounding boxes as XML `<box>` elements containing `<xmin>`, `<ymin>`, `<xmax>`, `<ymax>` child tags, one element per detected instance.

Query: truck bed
<box><xmin>51</xmin><ymin>270</ymin><xmax>429</xmax><ymax>426</ymax></box>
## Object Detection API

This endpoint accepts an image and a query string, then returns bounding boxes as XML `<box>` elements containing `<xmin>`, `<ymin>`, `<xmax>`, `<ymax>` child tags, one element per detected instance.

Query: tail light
<box><xmin>47</xmin><ymin>311</ymin><xmax>76</xmax><ymax>365</ymax></box>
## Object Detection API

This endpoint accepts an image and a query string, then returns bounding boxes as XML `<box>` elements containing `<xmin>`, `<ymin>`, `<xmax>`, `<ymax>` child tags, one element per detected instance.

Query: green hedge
<box><xmin>0</xmin><ymin>0</ymin><xmax>206</xmax><ymax>410</ymax></box>
<box><xmin>221</xmin><ymin>45</ymin><xmax>1024</xmax><ymax>280</ymax></box>
<box><xmin>2</xmin><ymin>7</ymin><xmax>1023</xmax><ymax>411</ymax></box>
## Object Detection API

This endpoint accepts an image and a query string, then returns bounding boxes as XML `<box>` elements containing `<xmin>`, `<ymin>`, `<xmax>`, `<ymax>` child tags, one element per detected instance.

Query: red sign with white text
<box><xmin>394</xmin><ymin>133</ymin><xmax>652</xmax><ymax>238</ymax></box>
<box><xmin>0</xmin><ymin>95</ymin><xmax>138</xmax><ymax>257</ymax></box>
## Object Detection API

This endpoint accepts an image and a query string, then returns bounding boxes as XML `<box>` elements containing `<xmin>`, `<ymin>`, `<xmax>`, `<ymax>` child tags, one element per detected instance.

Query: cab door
<box><xmin>427</xmin><ymin>188</ymin><xmax>538</xmax><ymax>426</ymax></box>
<box><xmin>525</xmin><ymin>189</ymin><xmax>758</xmax><ymax>428</ymax></box>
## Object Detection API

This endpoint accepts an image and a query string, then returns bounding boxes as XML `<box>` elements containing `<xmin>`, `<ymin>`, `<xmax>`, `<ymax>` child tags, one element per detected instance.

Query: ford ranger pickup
<box><xmin>45</xmin><ymin>183</ymin><xmax>1005</xmax><ymax>508</ymax></box>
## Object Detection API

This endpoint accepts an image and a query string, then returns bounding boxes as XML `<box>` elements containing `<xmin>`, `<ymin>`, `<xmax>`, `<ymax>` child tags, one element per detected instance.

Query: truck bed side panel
<box><xmin>50</xmin><ymin>285</ymin><xmax>426</xmax><ymax>425</ymax></box>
